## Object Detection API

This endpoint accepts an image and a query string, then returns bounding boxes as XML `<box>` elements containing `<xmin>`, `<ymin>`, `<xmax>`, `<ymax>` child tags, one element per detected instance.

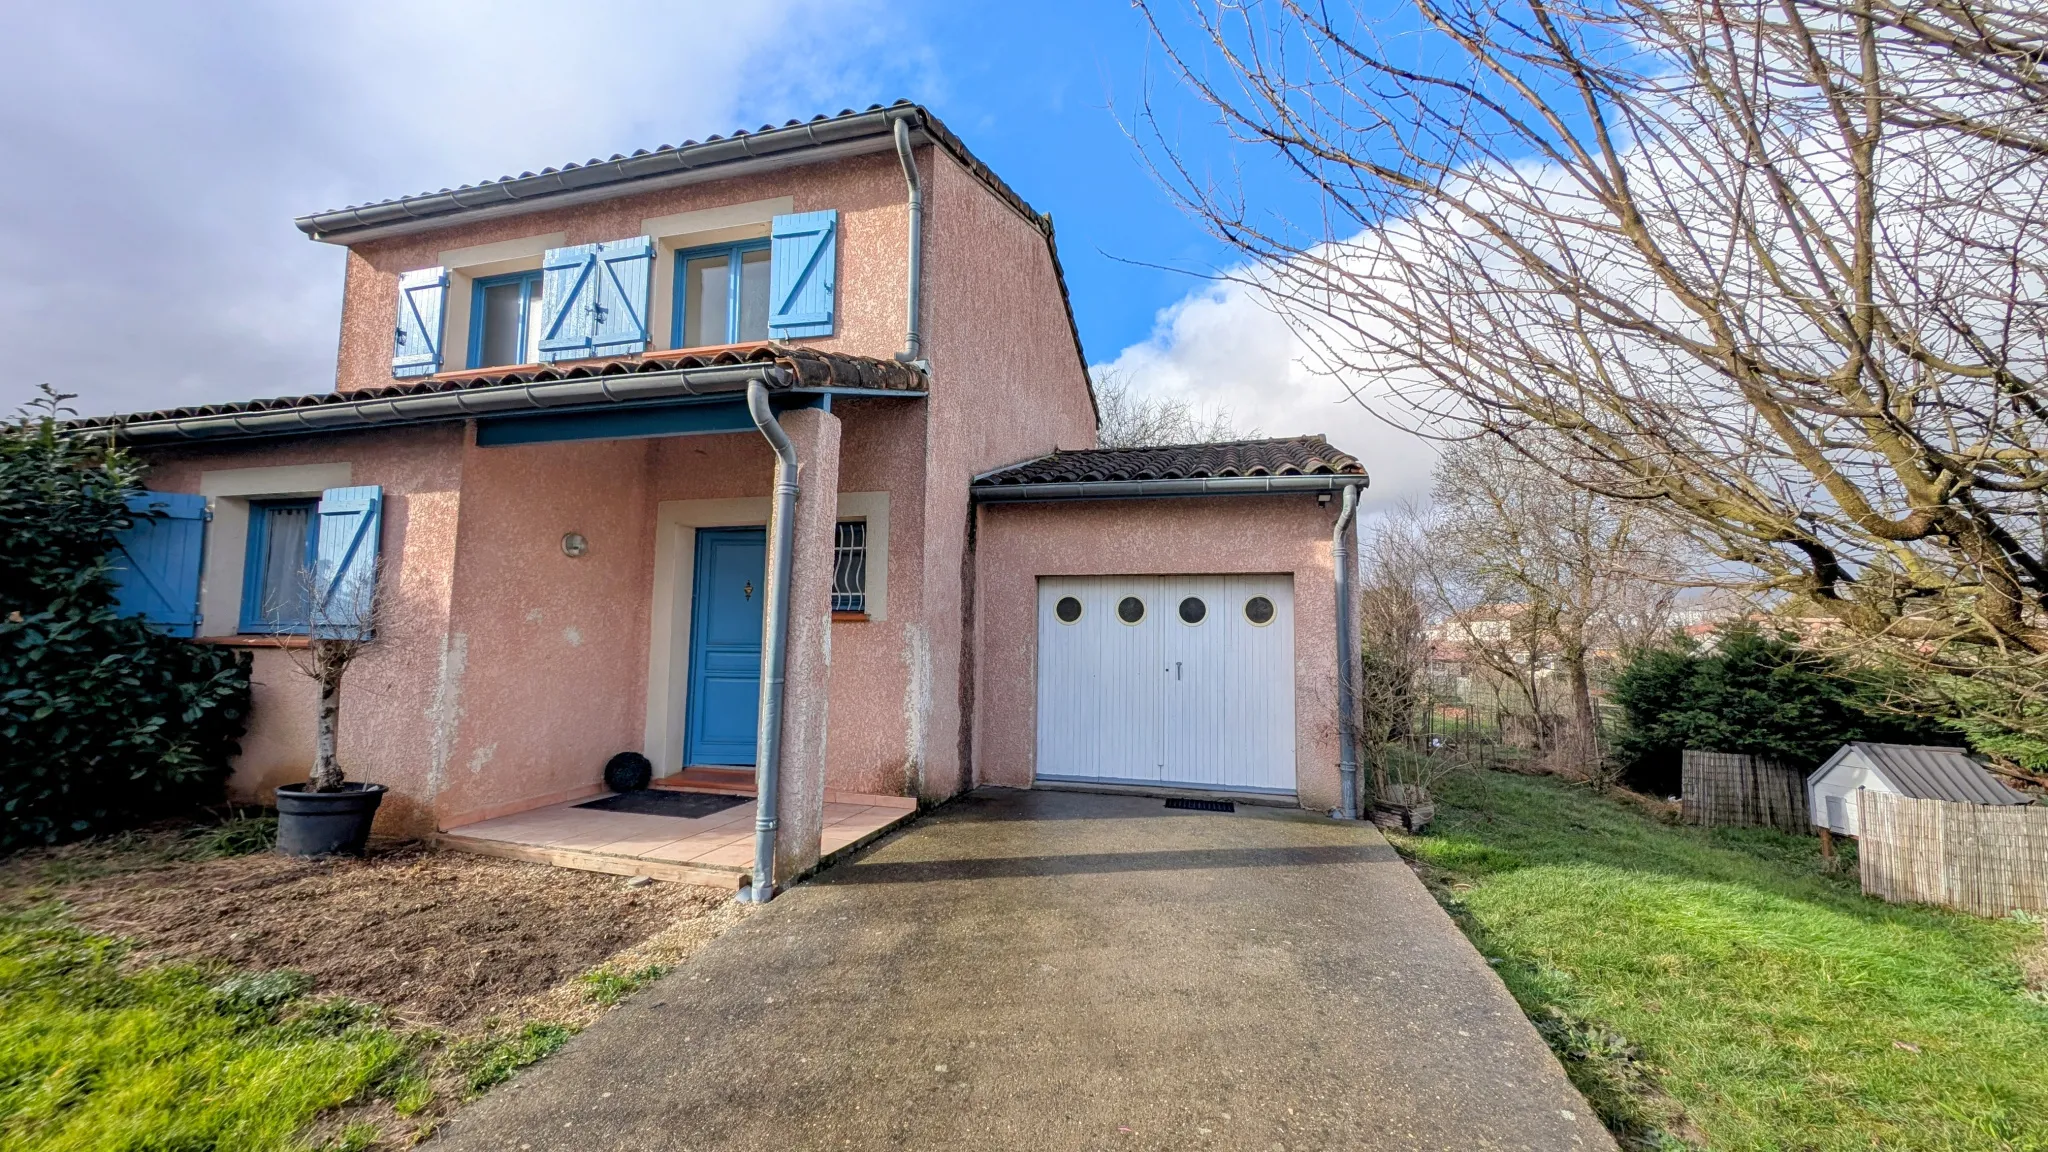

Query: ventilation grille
<box><xmin>1164</xmin><ymin>798</ymin><xmax>1235</xmax><ymax>813</ymax></box>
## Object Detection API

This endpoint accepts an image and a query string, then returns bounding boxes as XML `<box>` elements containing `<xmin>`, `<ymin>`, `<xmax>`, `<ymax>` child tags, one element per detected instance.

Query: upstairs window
<box><xmin>469</xmin><ymin>269</ymin><xmax>546</xmax><ymax>368</ymax></box>
<box><xmin>674</xmin><ymin>240</ymin><xmax>771</xmax><ymax>349</ymax></box>
<box><xmin>240</xmin><ymin>499</ymin><xmax>318</xmax><ymax>633</ymax></box>
<box><xmin>832</xmin><ymin>520</ymin><xmax>867</xmax><ymax>613</ymax></box>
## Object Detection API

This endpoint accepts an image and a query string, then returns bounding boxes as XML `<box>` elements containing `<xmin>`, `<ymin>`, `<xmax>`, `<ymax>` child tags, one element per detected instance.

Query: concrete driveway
<box><xmin>432</xmin><ymin>788</ymin><xmax>1612</xmax><ymax>1151</ymax></box>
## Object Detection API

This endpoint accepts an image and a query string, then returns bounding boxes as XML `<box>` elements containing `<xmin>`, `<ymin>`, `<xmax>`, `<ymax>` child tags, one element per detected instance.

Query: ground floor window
<box><xmin>832</xmin><ymin>520</ymin><xmax>867</xmax><ymax>613</ymax></box>
<box><xmin>240</xmin><ymin>498</ymin><xmax>318</xmax><ymax>633</ymax></box>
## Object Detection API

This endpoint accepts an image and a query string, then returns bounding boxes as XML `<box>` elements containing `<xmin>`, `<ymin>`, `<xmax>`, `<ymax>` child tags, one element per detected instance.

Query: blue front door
<box><xmin>684</xmin><ymin>527</ymin><xmax>767</xmax><ymax>765</ymax></box>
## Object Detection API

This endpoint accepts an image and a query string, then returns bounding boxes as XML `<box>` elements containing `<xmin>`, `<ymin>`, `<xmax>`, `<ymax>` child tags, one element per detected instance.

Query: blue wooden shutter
<box><xmin>312</xmin><ymin>486</ymin><xmax>382</xmax><ymax>640</ymax></box>
<box><xmin>393</xmin><ymin>267</ymin><xmax>448</xmax><ymax>378</ymax></box>
<box><xmin>591</xmin><ymin>236</ymin><xmax>654</xmax><ymax>358</ymax></box>
<box><xmin>539</xmin><ymin>243</ymin><xmax>599</xmax><ymax>362</ymax></box>
<box><xmin>769</xmin><ymin>211</ymin><xmax>838</xmax><ymax>339</ymax></box>
<box><xmin>540</xmin><ymin>237</ymin><xmax>653</xmax><ymax>362</ymax></box>
<box><xmin>108</xmin><ymin>492</ymin><xmax>207</xmax><ymax>637</ymax></box>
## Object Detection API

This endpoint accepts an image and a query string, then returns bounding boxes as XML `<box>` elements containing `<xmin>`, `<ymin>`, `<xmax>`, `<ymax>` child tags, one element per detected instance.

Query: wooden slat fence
<box><xmin>1857</xmin><ymin>792</ymin><xmax>2048</xmax><ymax>916</ymax></box>
<box><xmin>1681</xmin><ymin>750</ymin><xmax>1809</xmax><ymax>832</ymax></box>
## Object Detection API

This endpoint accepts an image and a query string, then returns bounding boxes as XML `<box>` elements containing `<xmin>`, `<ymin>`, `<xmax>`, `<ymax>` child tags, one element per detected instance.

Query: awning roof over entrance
<box><xmin>67</xmin><ymin>345</ymin><xmax>925</xmax><ymax>446</ymax></box>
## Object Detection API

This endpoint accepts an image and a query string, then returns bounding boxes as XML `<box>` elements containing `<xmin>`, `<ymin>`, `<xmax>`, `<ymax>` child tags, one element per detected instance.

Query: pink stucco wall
<box><xmin>334</xmin><ymin>152</ymin><xmax>913</xmax><ymax>395</ymax></box>
<box><xmin>141</xmin><ymin>425</ymin><xmax>467</xmax><ymax>835</ymax></box>
<box><xmin>428</xmin><ymin>432</ymin><xmax>656</xmax><ymax>827</ymax></box>
<box><xmin>971</xmin><ymin>496</ymin><xmax>1350</xmax><ymax>812</ymax></box>
<box><xmin>908</xmin><ymin>148</ymin><xmax>1099</xmax><ymax>800</ymax></box>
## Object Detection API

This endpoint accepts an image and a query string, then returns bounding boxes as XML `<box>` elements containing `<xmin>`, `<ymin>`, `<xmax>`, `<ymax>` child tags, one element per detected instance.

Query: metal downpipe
<box><xmin>743</xmin><ymin>380</ymin><xmax>799</xmax><ymax>902</ymax></box>
<box><xmin>1333</xmin><ymin>483</ymin><xmax>1361</xmax><ymax>820</ymax></box>
<box><xmin>892</xmin><ymin>117</ymin><xmax>924</xmax><ymax>366</ymax></box>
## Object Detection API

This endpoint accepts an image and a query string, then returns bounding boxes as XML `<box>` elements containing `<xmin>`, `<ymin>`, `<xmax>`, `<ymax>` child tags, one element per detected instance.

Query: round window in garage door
<box><xmin>1054</xmin><ymin>596</ymin><xmax>1083</xmax><ymax>624</ymax></box>
<box><xmin>1178</xmin><ymin>596</ymin><xmax>1207</xmax><ymax>624</ymax></box>
<box><xmin>1244</xmin><ymin>595</ymin><xmax>1276</xmax><ymax>626</ymax></box>
<box><xmin>1117</xmin><ymin>596</ymin><xmax>1146</xmax><ymax>624</ymax></box>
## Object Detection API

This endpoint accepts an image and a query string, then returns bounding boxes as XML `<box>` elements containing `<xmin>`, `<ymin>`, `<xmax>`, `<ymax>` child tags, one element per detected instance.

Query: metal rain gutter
<box><xmin>969</xmin><ymin>474</ymin><xmax>1370</xmax><ymax>503</ymax></box>
<box><xmin>81</xmin><ymin>364</ymin><xmax>793</xmax><ymax>445</ymax></box>
<box><xmin>892</xmin><ymin>118</ymin><xmax>925</xmax><ymax>366</ymax></box>
<box><xmin>741</xmin><ymin>379</ymin><xmax>799</xmax><ymax>904</ymax></box>
<box><xmin>1332</xmin><ymin>483</ymin><xmax>1361</xmax><ymax>820</ymax></box>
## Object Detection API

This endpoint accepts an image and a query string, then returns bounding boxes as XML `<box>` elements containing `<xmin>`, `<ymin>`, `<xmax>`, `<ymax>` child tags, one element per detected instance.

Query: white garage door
<box><xmin>1035</xmin><ymin>575</ymin><xmax>1295</xmax><ymax>794</ymax></box>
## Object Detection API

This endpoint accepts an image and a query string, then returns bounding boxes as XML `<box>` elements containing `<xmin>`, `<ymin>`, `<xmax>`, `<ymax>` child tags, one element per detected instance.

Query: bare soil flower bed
<box><xmin>2</xmin><ymin>825</ymin><xmax>744</xmax><ymax>1149</ymax></box>
<box><xmin>2</xmin><ymin>832</ymin><xmax>731</xmax><ymax>1028</ymax></box>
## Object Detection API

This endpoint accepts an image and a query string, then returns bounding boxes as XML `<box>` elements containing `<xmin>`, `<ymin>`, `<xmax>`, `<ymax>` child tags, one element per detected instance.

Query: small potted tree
<box><xmin>272</xmin><ymin>492</ymin><xmax>388</xmax><ymax>856</ymax></box>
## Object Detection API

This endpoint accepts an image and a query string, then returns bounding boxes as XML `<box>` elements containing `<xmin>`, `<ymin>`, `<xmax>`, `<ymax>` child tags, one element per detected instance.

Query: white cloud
<box><xmin>0</xmin><ymin>0</ymin><xmax>913</xmax><ymax>418</ymax></box>
<box><xmin>1094</xmin><ymin>274</ymin><xmax>1440</xmax><ymax>514</ymax></box>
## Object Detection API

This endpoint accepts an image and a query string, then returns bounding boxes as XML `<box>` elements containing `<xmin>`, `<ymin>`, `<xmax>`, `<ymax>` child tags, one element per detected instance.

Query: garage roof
<box><xmin>979</xmin><ymin>436</ymin><xmax>1363</xmax><ymax>485</ymax></box>
<box><xmin>971</xmin><ymin>436</ymin><xmax>1367</xmax><ymax>503</ymax></box>
<box><xmin>1841</xmin><ymin>743</ymin><xmax>2032</xmax><ymax>805</ymax></box>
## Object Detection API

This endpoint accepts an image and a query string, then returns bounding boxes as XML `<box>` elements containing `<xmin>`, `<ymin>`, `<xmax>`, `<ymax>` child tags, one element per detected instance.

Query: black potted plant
<box><xmin>273</xmin><ymin>536</ymin><xmax>387</xmax><ymax>856</ymax></box>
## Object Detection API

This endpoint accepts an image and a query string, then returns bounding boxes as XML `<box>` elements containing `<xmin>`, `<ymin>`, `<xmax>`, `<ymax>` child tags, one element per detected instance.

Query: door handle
<box><xmin>1175</xmin><ymin>662</ymin><xmax>1182</xmax><ymax>680</ymax></box>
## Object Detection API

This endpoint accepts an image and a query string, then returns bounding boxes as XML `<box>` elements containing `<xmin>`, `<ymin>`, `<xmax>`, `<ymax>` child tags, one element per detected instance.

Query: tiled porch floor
<box><xmin>438</xmin><ymin>789</ymin><xmax>916</xmax><ymax>888</ymax></box>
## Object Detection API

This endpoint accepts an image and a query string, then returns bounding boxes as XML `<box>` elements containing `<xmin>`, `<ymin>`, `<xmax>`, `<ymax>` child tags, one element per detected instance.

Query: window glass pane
<box><xmin>477</xmin><ymin>281</ymin><xmax>524</xmax><ymax>367</ymax></box>
<box><xmin>832</xmin><ymin>521</ymin><xmax>867</xmax><ymax>613</ymax></box>
<box><xmin>737</xmin><ymin>248</ymin><xmax>771</xmax><ymax>342</ymax></box>
<box><xmin>257</xmin><ymin>504</ymin><xmax>314</xmax><ymax>629</ymax></box>
<box><xmin>684</xmin><ymin>255</ymin><xmax>731</xmax><ymax>347</ymax></box>
<box><xmin>522</xmin><ymin>276</ymin><xmax>546</xmax><ymax>364</ymax></box>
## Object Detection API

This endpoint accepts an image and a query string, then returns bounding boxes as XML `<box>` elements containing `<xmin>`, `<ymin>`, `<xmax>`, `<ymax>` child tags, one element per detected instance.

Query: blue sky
<box><xmin>0</xmin><ymin>0</ymin><xmax>1429</xmax><ymax>503</ymax></box>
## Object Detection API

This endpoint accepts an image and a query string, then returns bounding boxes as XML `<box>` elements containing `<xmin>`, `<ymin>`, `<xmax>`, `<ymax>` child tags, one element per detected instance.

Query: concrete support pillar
<box><xmin>771</xmin><ymin>406</ymin><xmax>842</xmax><ymax>885</ymax></box>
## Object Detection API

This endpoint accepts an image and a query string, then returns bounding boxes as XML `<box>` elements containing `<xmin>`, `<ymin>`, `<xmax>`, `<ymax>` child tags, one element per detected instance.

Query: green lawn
<box><xmin>0</xmin><ymin>902</ymin><xmax>587</xmax><ymax>1151</ymax></box>
<box><xmin>1387</xmin><ymin>771</ymin><xmax>2048</xmax><ymax>1151</ymax></box>
<box><xmin>0</xmin><ymin>905</ymin><xmax>410</xmax><ymax>1151</ymax></box>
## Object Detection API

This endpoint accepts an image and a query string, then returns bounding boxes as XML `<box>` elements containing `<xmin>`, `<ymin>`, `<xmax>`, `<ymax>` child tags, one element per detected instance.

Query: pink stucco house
<box><xmin>78</xmin><ymin>103</ymin><xmax>1369</xmax><ymax>895</ymax></box>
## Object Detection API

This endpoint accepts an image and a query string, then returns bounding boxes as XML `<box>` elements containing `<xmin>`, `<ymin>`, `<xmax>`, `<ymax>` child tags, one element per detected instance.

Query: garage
<box><xmin>1035</xmin><ymin>574</ymin><xmax>1296</xmax><ymax>794</ymax></box>
<box><xmin>971</xmin><ymin>435</ymin><xmax>1367</xmax><ymax>810</ymax></box>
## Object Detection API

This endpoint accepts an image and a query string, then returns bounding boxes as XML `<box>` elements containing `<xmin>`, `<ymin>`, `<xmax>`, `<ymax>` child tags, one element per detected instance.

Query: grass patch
<box><xmin>580</xmin><ymin>963</ymin><xmax>669</xmax><ymax>1007</ymax></box>
<box><xmin>0</xmin><ymin>904</ymin><xmax>407</xmax><ymax>1151</ymax></box>
<box><xmin>446</xmin><ymin>1021</ymin><xmax>575</xmax><ymax>1097</ymax></box>
<box><xmin>0</xmin><ymin>901</ymin><xmax>592</xmax><ymax>1149</ymax></box>
<box><xmin>1387</xmin><ymin>772</ymin><xmax>2048</xmax><ymax>1150</ymax></box>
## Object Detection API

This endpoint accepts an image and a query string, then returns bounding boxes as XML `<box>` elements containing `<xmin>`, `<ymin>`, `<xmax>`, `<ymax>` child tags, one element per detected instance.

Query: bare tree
<box><xmin>266</xmin><ymin>552</ymin><xmax>385</xmax><ymax>793</ymax></box>
<box><xmin>1092</xmin><ymin>367</ymin><xmax>1254</xmax><ymax>448</ymax></box>
<box><xmin>1137</xmin><ymin>1</ymin><xmax>2048</xmax><ymax>747</ymax></box>
<box><xmin>1430</xmin><ymin>438</ymin><xmax>1685</xmax><ymax>748</ymax></box>
<box><xmin>1357</xmin><ymin>523</ymin><xmax>1430</xmax><ymax>800</ymax></box>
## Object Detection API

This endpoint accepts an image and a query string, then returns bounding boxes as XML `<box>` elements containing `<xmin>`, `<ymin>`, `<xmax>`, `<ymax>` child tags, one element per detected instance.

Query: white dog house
<box><xmin>1808</xmin><ymin>742</ymin><xmax>2031</xmax><ymax>836</ymax></box>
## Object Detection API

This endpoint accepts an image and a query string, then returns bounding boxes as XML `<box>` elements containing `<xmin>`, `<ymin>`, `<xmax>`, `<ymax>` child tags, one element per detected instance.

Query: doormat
<box><xmin>576</xmin><ymin>790</ymin><xmax>749</xmax><ymax>819</ymax></box>
<box><xmin>1163</xmin><ymin>798</ymin><xmax>1235</xmax><ymax>813</ymax></box>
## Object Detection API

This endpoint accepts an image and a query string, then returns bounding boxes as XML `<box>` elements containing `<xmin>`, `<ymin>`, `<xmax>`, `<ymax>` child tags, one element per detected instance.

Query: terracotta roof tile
<box><xmin>977</xmin><ymin>436</ymin><xmax>1364</xmax><ymax>486</ymax></box>
<box><xmin>67</xmin><ymin>344</ymin><xmax>923</xmax><ymax>433</ymax></box>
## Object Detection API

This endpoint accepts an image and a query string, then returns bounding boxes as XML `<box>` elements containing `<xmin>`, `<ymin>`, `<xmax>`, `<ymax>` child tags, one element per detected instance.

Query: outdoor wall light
<box><xmin>561</xmin><ymin>532</ymin><xmax>589</xmax><ymax>558</ymax></box>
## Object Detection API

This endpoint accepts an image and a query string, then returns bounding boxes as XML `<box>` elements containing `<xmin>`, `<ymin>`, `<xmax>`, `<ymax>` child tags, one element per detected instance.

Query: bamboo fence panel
<box><xmin>1857</xmin><ymin>792</ymin><xmax>2048</xmax><ymax>916</ymax></box>
<box><xmin>1681</xmin><ymin>751</ymin><xmax>1810</xmax><ymax>831</ymax></box>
